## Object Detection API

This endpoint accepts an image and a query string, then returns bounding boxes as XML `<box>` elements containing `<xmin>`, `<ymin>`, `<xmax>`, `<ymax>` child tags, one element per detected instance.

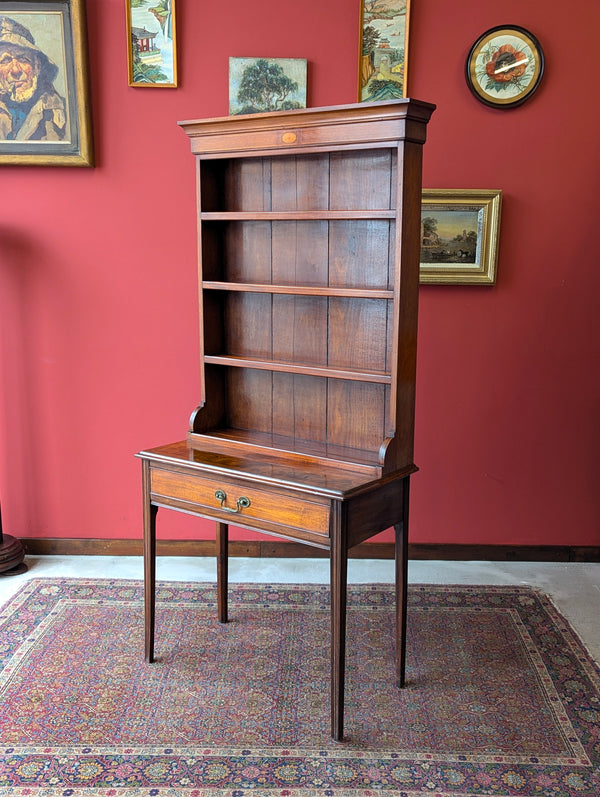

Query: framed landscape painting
<box><xmin>126</xmin><ymin>0</ymin><xmax>177</xmax><ymax>87</ymax></box>
<box><xmin>0</xmin><ymin>0</ymin><xmax>93</xmax><ymax>166</ymax></box>
<box><xmin>359</xmin><ymin>0</ymin><xmax>410</xmax><ymax>102</ymax></box>
<box><xmin>420</xmin><ymin>190</ymin><xmax>503</xmax><ymax>285</ymax></box>
<box><xmin>229</xmin><ymin>57</ymin><xmax>307</xmax><ymax>115</ymax></box>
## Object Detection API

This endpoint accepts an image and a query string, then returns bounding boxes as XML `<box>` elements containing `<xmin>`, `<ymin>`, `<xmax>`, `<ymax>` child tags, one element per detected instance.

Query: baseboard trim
<box><xmin>20</xmin><ymin>538</ymin><xmax>600</xmax><ymax>562</ymax></box>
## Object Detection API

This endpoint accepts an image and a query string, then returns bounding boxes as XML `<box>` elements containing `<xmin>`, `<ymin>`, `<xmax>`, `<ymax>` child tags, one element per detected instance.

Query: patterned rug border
<box><xmin>0</xmin><ymin>789</ymin><xmax>494</xmax><ymax>797</ymax></box>
<box><xmin>1</xmin><ymin>578</ymin><xmax>599</xmax><ymax>797</ymax></box>
<box><xmin>0</xmin><ymin>788</ymin><xmax>487</xmax><ymax>797</ymax></box>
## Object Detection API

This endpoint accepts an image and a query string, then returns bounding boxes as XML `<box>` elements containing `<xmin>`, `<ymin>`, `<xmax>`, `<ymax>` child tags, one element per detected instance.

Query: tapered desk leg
<box><xmin>216</xmin><ymin>521</ymin><xmax>229</xmax><ymax>623</ymax></box>
<box><xmin>394</xmin><ymin>475</ymin><xmax>410</xmax><ymax>687</ymax></box>
<box><xmin>330</xmin><ymin>502</ymin><xmax>348</xmax><ymax>741</ymax></box>
<box><xmin>142</xmin><ymin>461</ymin><xmax>158</xmax><ymax>663</ymax></box>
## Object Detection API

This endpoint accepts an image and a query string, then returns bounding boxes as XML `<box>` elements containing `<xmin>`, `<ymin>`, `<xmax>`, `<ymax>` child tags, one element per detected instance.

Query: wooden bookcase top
<box><xmin>179</xmin><ymin>99</ymin><xmax>435</xmax><ymax>478</ymax></box>
<box><xmin>179</xmin><ymin>98</ymin><xmax>435</xmax><ymax>156</ymax></box>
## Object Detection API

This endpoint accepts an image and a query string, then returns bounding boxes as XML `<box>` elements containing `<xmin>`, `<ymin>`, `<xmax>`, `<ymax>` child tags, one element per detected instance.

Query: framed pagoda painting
<box><xmin>126</xmin><ymin>0</ymin><xmax>177</xmax><ymax>87</ymax></box>
<box><xmin>359</xmin><ymin>0</ymin><xmax>410</xmax><ymax>102</ymax></box>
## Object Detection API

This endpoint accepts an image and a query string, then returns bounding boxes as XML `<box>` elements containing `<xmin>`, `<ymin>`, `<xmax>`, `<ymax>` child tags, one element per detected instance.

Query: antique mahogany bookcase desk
<box><xmin>138</xmin><ymin>98</ymin><xmax>435</xmax><ymax>741</ymax></box>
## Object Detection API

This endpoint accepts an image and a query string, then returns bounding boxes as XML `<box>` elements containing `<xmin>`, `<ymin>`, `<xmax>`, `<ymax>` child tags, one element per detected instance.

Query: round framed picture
<box><xmin>465</xmin><ymin>25</ymin><xmax>545</xmax><ymax>108</ymax></box>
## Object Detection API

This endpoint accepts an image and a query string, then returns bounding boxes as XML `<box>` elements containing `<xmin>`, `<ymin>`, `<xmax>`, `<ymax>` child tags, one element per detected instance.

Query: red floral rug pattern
<box><xmin>0</xmin><ymin>578</ymin><xmax>599</xmax><ymax>795</ymax></box>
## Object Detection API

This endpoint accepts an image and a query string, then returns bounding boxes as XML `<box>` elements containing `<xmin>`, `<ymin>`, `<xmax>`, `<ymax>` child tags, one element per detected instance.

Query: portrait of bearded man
<box><xmin>0</xmin><ymin>15</ymin><xmax>67</xmax><ymax>141</ymax></box>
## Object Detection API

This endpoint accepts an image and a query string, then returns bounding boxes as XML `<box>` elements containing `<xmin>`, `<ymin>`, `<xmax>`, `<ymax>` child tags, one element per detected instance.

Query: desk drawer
<box><xmin>150</xmin><ymin>468</ymin><xmax>330</xmax><ymax>537</ymax></box>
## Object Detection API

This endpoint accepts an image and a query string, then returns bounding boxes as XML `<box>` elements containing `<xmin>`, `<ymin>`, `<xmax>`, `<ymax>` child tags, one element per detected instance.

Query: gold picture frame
<box><xmin>420</xmin><ymin>190</ymin><xmax>502</xmax><ymax>285</ymax></box>
<box><xmin>126</xmin><ymin>0</ymin><xmax>177</xmax><ymax>88</ymax></box>
<box><xmin>0</xmin><ymin>0</ymin><xmax>93</xmax><ymax>166</ymax></box>
<box><xmin>358</xmin><ymin>0</ymin><xmax>410</xmax><ymax>102</ymax></box>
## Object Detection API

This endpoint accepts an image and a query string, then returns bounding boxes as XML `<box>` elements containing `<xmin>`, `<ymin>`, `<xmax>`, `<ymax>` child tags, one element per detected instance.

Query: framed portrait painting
<box><xmin>0</xmin><ymin>0</ymin><xmax>94</xmax><ymax>166</ymax></box>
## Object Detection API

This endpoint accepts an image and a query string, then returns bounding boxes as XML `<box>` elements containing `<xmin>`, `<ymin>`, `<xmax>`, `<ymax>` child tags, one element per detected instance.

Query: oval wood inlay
<box><xmin>282</xmin><ymin>132</ymin><xmax>297</xmax><ymax>144</ymax></box>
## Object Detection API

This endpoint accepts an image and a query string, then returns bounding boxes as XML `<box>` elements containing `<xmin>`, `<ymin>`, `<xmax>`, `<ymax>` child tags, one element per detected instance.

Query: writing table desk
<box><xmin>138</xmin><ymin>439</ymin><xmax>414</xmax><ymax>742</ymax></box>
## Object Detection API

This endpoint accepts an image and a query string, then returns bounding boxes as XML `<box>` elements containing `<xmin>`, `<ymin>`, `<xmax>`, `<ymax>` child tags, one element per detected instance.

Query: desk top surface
<box><xmin>137</xmin><ymin>439</ymin><xmax>416</xmax><ymax>499</ymax></box>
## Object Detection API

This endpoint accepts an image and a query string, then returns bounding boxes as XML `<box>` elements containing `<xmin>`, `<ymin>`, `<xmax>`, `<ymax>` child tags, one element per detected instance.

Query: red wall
<box><xmin>1</xmin><ymin>0</ymin><xmax>599</xmax><ymax>547</ymax></box>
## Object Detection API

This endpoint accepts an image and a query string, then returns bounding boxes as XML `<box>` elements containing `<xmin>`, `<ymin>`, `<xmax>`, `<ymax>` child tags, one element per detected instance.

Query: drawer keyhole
<box><xmin>215</xmin><ymin>489</ymin><xmax>251</xmax><ymax>514</ymax></box>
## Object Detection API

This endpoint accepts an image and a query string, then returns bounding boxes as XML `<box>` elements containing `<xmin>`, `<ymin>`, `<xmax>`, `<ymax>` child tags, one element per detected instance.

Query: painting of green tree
<box><xmin>229</xmin><ymin>58</ymin><xmax>307</xmax><ymax>115</ymax></box>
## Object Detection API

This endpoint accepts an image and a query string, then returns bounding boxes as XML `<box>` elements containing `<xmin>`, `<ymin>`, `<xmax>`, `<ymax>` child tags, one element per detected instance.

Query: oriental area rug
<box><xmin>0</xmin><ymin>579</ymin><xmax>599</xmax><ymax>796</ymax></box>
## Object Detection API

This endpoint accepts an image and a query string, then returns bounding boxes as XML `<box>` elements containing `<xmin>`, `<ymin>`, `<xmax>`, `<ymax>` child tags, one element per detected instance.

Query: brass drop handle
<box><xmin>214</xmin><ymin>489</ymin><xmax>251</xmax><ymax>514</ymax></box>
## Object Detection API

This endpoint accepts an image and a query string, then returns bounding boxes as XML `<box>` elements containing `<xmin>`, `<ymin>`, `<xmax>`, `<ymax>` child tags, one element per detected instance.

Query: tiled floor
<box><xmin>1</xmin><ymin>555</ymin><xmax>599</xmax><ymax>664</ymax></box>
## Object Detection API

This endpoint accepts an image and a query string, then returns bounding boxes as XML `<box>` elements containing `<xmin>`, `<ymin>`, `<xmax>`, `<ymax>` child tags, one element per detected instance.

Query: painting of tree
<box><xmin>229</xmin><ymin>58</ymin><xmax>307</xmax><ymax>115</ymax></box>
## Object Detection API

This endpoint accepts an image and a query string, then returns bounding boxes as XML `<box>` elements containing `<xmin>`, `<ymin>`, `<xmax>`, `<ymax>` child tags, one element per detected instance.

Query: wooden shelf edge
<box><xmin>203</xmin><ymin>282</ymin><xmax>394</xmax><ymax>299</ymax></box>
<box><xmin>186</xmin><ymin>430</ymin><xmax>383</xmax><ymax>475</ymax></box>
<box><xmin>200</xmin><ymin>210</ymin><xmax>396</xmax><ymax>220</ymax></box>
<box><xmin>204</xmin><ymin>355</ymin><xmax>392</xmax><ymax>384</ymax></box>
